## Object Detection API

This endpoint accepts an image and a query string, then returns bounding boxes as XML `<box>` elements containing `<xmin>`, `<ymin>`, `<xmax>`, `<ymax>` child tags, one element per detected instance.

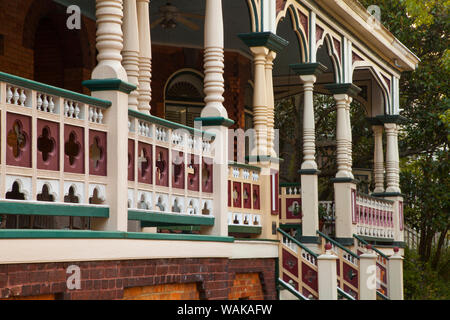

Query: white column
<box><xmin>372</xmin><ymin>125</ymin><xmax>385</xmax><ymax>193</ymax></box>
<box><xmin>137</xmin><ymin>0</ymin><xmax>152</xmax><ymax>113</ymax></box>
<box><xmin>318</xmin><ymin>244</ymin><xmax>338</xmax><ymax>300</ymax></box>
<box><xmin>265</xmin><ymin>51</ymin><xmax>277</xmax><ymax>158</ymax></box>
<box><xmin>345</xmin><ymin>96</ymin><xmax>354</xmax><ymax>178</ymax></box>
<box><xmin>199</xmin><ymin>0</ymin><xmax>229</xmax><ymax>237</ymax></box>
<box><xmin>334</xmin><ymin>94</ymin><xmax>350</xmax><ymax>178</ymax></box>
<box><xmin>92</xmin><ymin>0</ymin><xmax>127</xmax><ymax>81</ymax></box>
<box><xmin>201</xmin><ymin>0</ymin><xmax>227</xmax><ymax>118</ymax></box>
<box><xmin>385</xmin><ymin>123</ymin><xmax>400</xmax><ymax>193</ymax></box>
<box><xmin>250</xmin><ymin>46</ymin><xmax>269</xmax><ymax>157</ymax></box>
<box><xmin>359</xmin><ymin>248</ymin><xmax>377</xmax><ymax>300</ymax></box>
<box><xmin>122</xmin><ymin>0</ymin><xmax>140</xmax><ymax>110</ymax></box>
<box><xmin>300</xmin><ymin>75</ymin><xmax>318</xmax><ymax>170</ymax></box>
<box><xmin>388</xmin><ymin>247</ymin><xmax>404</xmax><ymax>300</ymax></box>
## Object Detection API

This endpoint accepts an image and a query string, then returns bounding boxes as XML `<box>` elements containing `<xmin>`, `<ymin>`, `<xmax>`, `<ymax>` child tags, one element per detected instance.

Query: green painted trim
<box><xmin>335</xmin><ymin>237</ymin><xmax>355</xmax><ymax>246</ymax></box>
<box><xmin>238</xmin><ymin>32</ymin><xmax>289</xmax><ymax>53</ymax></box>
<box><xmin>372</xmin><ymin>192</ymin><xmax>404</xmax><ymax>198</ymax></box>
<box><xmin>377</xmin><ymin>291</ymin><xmax>390</xmax><ymax>300</ymax></box>
<box><xmin>289</xmin><ymin>63</ymin><xmax>327</xmax><ymax>76</ymax></box>
<box><xmin>357</xmin><ymin>234</ymin><xmax>395</xmax><ymax>243</ymax></box>
<box><xmin>82</xmin><ymin>79</ymin><xmax>136</xmax><ymax>94</ymax></box>
<box><xmin>0</xmin><ymin>201</ymin><xmax>109</xmax><ymax>218</ymax></box>
<box><xmin>0</xmin><ymin>229</ymin><xmax>234</xmax><ymax>242</ymax></box>
<box><xmin>299</xmin><ymin>236</ymin><xmax>320</xmax><ymax>244</ymax></box>
<box><xmin>246</xmin><ymin>155</ymin><xmax>284</xmax><ymax>163</ymax></box>
<box><xmin>194</xmin><ymin>117</ymin><xmax>235</xmax><ymax>128</ymax></box>
<box><xmin>228</xmin><ymin>161</ymin><xmax>261</xmax><ymax>172</ymax></box>
<box><xmin>338</xmin><ymin>287</ymin><xmax>356</xmax><ymax>300</ymax></box>
<box><xmin>234</xmin><ymin>238</ymin><xmax>279</xmax><ymax>243</ymax></box>
<box><xmin>129</xmin><ymin>109</ymin><xmax>215</xmax><ymax>138</ymax></box>
<box><xmin>0</xmin><ymin>71</ymin><xmax>112</xmax><ymax>109</ymax></box>
<box><xmin>129</xmin><ymin>210</ymin><xmax>215</xmax><ymax>227</ymax></box>
<box><xmin>308</xmin><ymin>8</ymin><xmax>313</xmax><ymax>63</ymax></box>
<box><xmin>228</xmin><ymin>225</ymin><xmax>262</xmax><ymax>235</ymax></box>
<box><xmin>278</xmin><ymin>228</ymin><xmax>318</xmax><ymax>258</ymax></box>
<box><xmin>298</xmin><ymin>169</ymin><xmax>321</xmax><ymax>175</ymax></box>
<box><xmin>279</xmin><ymin>182</ymin><xmax>300</xmax><ymax>187</ymax></box>
<box><xmin>353</xmin><ymin>234</ymin><xmax>389</xmax><ymax>260</ymax></box>
<box><xmin>317</xmin><ymin>230</ymin><xmax>359</xmax><ymax>259</ymax></box>
<box><xmin>325</xmin><ymin>83</ymin><xmax>362</xmax><ymax>97</ymax></box>
<box><xmin>157</xmin><ymin>226</ymin><xmax>201</xmax><ymax>232</ymax></box>
<box><xmin>330</xmin><ymin>177</ymin><xmax>358</xmax><ymax>184</ymax></box>
<box><xmin>249</xmin><ymin>0</ymin><xmax>259</xmax><ymax>32</ymax></box>
<box><xmin>277</xmin><ymin>278</ymin><xmax>308</xmax><ymax>300</ymax></box>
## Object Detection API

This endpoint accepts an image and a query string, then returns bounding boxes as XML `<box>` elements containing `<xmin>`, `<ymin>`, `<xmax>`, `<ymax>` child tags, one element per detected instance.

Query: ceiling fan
<box><xmin>151</xmin><ymin>2</ymin><xmax>203</xmax><ymax>31</ymax></box>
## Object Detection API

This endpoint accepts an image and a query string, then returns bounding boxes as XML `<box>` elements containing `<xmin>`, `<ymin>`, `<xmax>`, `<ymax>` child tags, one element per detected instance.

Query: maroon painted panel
<box><xmin>343</xmin><ymin>262</ymin><xmax>359</xmax><ymax>289</ymax></box>
<box><xmin>351</xmin><ymin>188</ymin><xmax>357</xmax><ymax>224</ymax></box>
<box><xmin>243</xmin><ymin>183</ymin><xmax>251</xmax><ymax>209</ymax></box>
<box><xmin>89</xmin><ymin>130</ymin><xmax>107</xmax><ymax>176</ymax></box>
<box><xmin>302</xmin><ymin>287</ymin><xmax>317</xmax><ymax>300</ymax></box>
<box><xmin>37</xmin><ymin>119</ymin><xmax>59</xmax><ymax>171</ymax></box>
<box><xmin>232</xmin><ymin>182</ymin><xmax>242</xmax><ymax>208</ymax></box>
<box><xmin>282</xmin><ymin>249</ymin><xmax>298</xmax><ymax>277</ymax></box>
<box><xmin>202</xmin><ymin>158</ymin><xmax>213</xmax><ymax>193</ymax></box>
<box><xmin>64</xmin><ymin>125</ymin><xmax>84</xmax><ymax>174</ymax></box>
<box><xmin>344</xmin><ymin>284</ymin><xmax>358</xmax><ymax>300</ymax></box>
<box><xmin>6</xmin><ymin>113</ymin><xmax>32</xmax><ymax>167</ymax></box>
<box><xmin>155</xmin><ymin>146</ymin><xmax>169</xmax><ymax>187</ymax></box>
<box><xmin>187</xmin><ymin>154</ymin><xmax>199</xmax><ymax>192</ymax></box>
<box><xmin>253</xmin><ymin>185</ymin><xmax>260</xmax><ymax>210</ymax></box>
<box><xmin>128</xmin><ymin>139</ymin><xmax>135</xmax><ymax>181</ymax></box>
<box><xmin>270</xmin><ymin>171</ymin><xmax>279</xmax><ymax>215</ymax></box>
<box><xmin>286</xmin><ymin>198</ymin><xmax>302</xmax><ymax>219</ymax></box>
<box><xmin>336</xmin><ymin>260</ymin><xmax>340</xmax><ymax>277</ymax></box>
<box><xmin>172</xmin><ymin>150</ymin><xmax>185</xmax><ymax>189</ymax></box>
<box><xmin>138</xmin><ymin>142</ymin><xmax>152</xmax><ymax>184</ymax></box>
<box><xmin>228</xmin><ymin>181</ymin><xmax>231</xmax><ymax>207</ymax></box>
<box><xmin>301</xmin><ymin>262</ymin><xmax>318</xmax><ymax>292</ymax></box>
<box><xmin>282</xmin><ymin>273</ymin><xmax>298</xmax><ymax>291</ymax></box>
<box><xmin>399</xmin><ymin>201</ymin><xmax>404</xmax><ymax>231</ymax></box>
<box><xmin>379</xmin><ymin>285</ymin><xmax>388</xmax><ymax>297</ymax></box>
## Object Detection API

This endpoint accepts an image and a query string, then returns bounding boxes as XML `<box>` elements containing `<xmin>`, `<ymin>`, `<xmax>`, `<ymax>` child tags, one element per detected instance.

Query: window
<box><xmin>164</xmin><ymin>71</ymin><xmax>205</xmax><ymax>127</ymax></box>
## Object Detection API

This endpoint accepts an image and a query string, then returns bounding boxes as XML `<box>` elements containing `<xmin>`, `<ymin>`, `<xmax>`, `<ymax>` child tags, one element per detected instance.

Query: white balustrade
<box><xmin>356</xmin><ymin>194</ymin><xmax>394</xmax><ymax>239</ymax></box>
<box><xmin>36</xmin><ymin>93</ymin><xmax>56</xmax><ymax>113</ymax></box>
<box><xmin>6</xmin><ymin>85</ymin><xmax>30</xmax><ymax>107</ymax></box>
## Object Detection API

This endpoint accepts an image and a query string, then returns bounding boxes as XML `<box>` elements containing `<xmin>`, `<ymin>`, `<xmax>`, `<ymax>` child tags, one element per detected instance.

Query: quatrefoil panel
<box><xmin>37</xmin><ymin>120</ymin><xmax>59</xmax><ymax>170</ymax></box>
<box><xmin>172</xmin><ymin>151</ymin><xmax>185</xmax><ymax>189</ymax></box>
<box><xmin>138</xmin><ymin>142</ymin><xmax>152</xmax><ymax>184</ymax></box>
<box><xmin>64</xmin><ymin>125</ymin><xmax>84</xmax><ymax>174</ymax></box>
<box><xmin>89</xmin><ymin>130</ymin><xmax>107</xmax><ymax>176</ymax></box>
<box><xmin>6</xmin><ymin>113</ymin><xmax>31</xmax><ymax>167</ymax></box>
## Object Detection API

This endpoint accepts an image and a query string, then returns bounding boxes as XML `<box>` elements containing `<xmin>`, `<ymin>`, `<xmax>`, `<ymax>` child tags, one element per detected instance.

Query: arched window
<box><xmin>164</xmin><ymin>71</ymin><xmax>205</xmax><ymax>127</ymax></box>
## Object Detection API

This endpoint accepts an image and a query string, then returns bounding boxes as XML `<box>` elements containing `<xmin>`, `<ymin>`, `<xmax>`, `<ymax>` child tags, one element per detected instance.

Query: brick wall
<box><xmin>123</xmin><ymin>283</ymin><xmax>200</xmax><ymax>300</ymax></box>
<box><xmin>0</xmin><ymin>258</ymin><xmax>277</xmax><ymax>300</ymax></box>
<box><xmin>228</xmin><ymin>273</ymin><xmax>264</xmax><ymax>300</ymax></box>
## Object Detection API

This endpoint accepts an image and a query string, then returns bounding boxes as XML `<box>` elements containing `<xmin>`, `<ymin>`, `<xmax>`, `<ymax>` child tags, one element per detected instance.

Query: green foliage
<box><xmin>404</xmin><ymin>246</ymin><xmax>450</xmax><ymax>299</ymax></box>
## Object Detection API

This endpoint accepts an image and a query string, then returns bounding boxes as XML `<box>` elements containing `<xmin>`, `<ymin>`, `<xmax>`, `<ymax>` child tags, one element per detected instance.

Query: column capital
<box><xmin>238</xmin><ymin>32</ymin><xmax>289</xmax><ymax>53</ymax></box>
<box><xmin>325</xmin><ymin>83</ymin><xmax>361</xmax><ymax>98</ymax></box>
<box><xmin>289</xmin><ymin>62</ymin><xmax>327</xmax><ymax>77</ymax></box>
<box><xmin>384</xmin><ymin>122</ymin><xmax>398</xmax><ymax>131</ymax></box>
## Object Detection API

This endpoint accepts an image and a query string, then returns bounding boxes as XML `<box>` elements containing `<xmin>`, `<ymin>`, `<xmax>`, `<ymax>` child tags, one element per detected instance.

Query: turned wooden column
<box><xmin>372</xmin><ymin>125</ymin><xmax>385</xmax><ymax>193</ymax></box>
<box><xmin>385</xmin><ymin>123</ymin><xmax>400</xmax><ymax>193</ymax></box>
<box><xmin>201</xmin><ymin>0</ymin><xmax>227</xmax><ymax>118</ymax></box>
<box><xmin>92</xmin><ymin>0</ymin><xmax>127</xmax><ymax>81</ymax></box>
<box><xmin>122</xmin><ymin>0</ymin><xmax>140</xmax><ymax>110</ymax></box>
<box><xmin>137</xmin><ymin>0</ymin><xmax>152</xmax><ymax>113</ymax></box>
<box><xmin>265</xmin><ymin>51</ymin><xmax>276</xmax><ymax>158</ymax></box>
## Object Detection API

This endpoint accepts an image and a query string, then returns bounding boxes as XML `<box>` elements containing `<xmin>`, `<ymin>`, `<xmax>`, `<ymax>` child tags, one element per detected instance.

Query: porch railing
<box><xmin>355</xmin><ymin>193</ymin><xmax>395</xmax><ymax>240</ymax></box>
<box><xmin>278</xmin><ymin>228</ymin><xmax>319</xmax><ymax>299</ymax></box>
<box><xmin>227</xmin><ymin>162</ymin><xmax>262</xmax><ymax>235</ymax></box>
<box><xmin>317</xmin><ymin>230</ymin><xmax>360</xmax><ymax>300</ymax></box>
<box><xmin>127</xmin><ymin>109</ymin><xmax>216</xmax><ymax>228</ymax></box>
<box><xmin>354</xmin><ymin>234</ymin><xmax>390</xmax><ymax>298</ymax></box>
<box><xmin>0</xmin><ymin>72</ymin><xmax>112</xmax><ymax>230</ymax></box>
